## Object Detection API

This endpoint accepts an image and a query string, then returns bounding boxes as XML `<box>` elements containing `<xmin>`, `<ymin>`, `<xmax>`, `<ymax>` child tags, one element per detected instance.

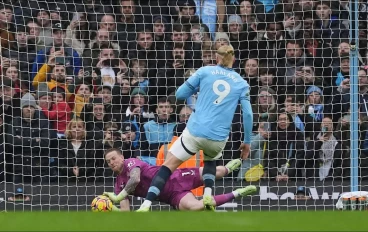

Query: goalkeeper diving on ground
<box><xmin>103</xmin><ymin>148</ymin><xmax>257</xmax><ymax>211</ymax></box>
<box><xmin>137</xmin><ymin>45</ymin><xmax>254</xmax><ymax>212</ymax></box>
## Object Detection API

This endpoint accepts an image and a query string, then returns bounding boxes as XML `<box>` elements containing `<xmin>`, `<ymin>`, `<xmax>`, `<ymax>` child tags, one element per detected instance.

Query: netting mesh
<box><xmin>0</xmin><ymin>0</ymin><xmax>367</xmax><ymax>211</ymax></box>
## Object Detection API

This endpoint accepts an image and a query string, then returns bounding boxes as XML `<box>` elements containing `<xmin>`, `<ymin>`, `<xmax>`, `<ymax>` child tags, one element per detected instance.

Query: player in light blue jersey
<box><xmin>137</xmin><ymin>45</ymin><xmax>253</xmax><ymax>212</ymax></box>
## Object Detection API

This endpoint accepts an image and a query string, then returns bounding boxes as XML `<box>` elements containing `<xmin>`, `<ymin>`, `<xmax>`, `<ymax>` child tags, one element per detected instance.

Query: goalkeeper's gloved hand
<box><xmin>103</xmin><ymin>192</ymin><xmax>122</xmax><ymax>203</ymax></box>
<box><xmin>112</xmin><ymin>205</ymin><xmax>120</xmax><ymax>212</ymax></box>
<box><xmin>103</xmin><ymin>190</ymin><xmax>128</xmax><ymax>203</ymax></box>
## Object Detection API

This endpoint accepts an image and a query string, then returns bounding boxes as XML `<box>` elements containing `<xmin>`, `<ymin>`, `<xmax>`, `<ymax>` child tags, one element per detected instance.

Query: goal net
<box><xmin>0</xmin><ymin>0</ymin><xmax>367</xmax><ymax>212</ymax></box>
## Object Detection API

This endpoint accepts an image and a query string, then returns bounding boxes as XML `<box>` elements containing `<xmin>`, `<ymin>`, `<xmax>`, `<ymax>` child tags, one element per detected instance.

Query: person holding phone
<box><xmin>31</xmin><ymin>22</ymin><xmax>81</xmax><ymax>83</ymax></box>
<box><xmin>283</xmin><ymin>9</ymin><xmax>303</xmax><ymax>39</ymax></box>
<box><xmin>65</xmin><ymin>12</ymin><xmax>89</xmax><ymax>56</ymax></box>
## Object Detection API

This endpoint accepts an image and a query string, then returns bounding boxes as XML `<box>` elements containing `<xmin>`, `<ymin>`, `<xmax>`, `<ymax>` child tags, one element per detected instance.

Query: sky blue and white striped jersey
<box><xmin>176</xmin><ymin>65</ymin><xmax>252</xmax><ymax>142</ymax></box>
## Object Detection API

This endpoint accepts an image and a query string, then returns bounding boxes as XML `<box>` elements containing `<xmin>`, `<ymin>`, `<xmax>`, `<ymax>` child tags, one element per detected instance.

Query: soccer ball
<box><xmin>91</xmin><ymin>195</ymin><xmax>113</xmax><ymax>212</ymax></box>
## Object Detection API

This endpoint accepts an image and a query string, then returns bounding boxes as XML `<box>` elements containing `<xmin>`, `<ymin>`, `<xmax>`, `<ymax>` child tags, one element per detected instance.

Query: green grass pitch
<box><xmin>0</xmin><ymin>211</ymin><xmax>367</xmax><ymax>231</ymax></box>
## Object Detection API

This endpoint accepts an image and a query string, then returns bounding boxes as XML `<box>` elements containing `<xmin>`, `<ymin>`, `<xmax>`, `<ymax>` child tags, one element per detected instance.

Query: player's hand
<box><xmin>103</xmin><ymin>192</ymin><xmax>123</xmax><ymax>203</ymax></box>
<box><xmin>238</xmin><ymin>143</ymin><xmax>250</xmax><ymax>160</ymax></box>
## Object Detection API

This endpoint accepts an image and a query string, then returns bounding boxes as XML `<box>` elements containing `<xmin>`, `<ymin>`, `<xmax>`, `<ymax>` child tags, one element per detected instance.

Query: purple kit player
<box><xmin>102</xmin><ymin>148</ymin><xmax>257</xmax><ymax>211</ymax></box>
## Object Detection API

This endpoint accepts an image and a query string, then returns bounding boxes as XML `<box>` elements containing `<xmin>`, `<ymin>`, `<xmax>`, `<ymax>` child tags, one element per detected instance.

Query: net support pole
<box><xmin>350</xmin><ymin>0</ymin><xmax>359</xmax><ymax>192</ymax></box>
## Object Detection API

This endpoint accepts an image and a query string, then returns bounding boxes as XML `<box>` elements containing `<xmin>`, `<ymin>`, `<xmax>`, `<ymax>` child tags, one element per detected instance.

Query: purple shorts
<box><xmin>159</xmin><ymin>168</ymin><xmax>203</xmax><ymax>209</ymax></box>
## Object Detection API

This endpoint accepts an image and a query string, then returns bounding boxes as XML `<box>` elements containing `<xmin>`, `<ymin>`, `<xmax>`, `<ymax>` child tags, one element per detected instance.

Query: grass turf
<box><xmin>0</xmin><ymin>211</ymin><xmax>366</xmax><ymax>231</ymax></box>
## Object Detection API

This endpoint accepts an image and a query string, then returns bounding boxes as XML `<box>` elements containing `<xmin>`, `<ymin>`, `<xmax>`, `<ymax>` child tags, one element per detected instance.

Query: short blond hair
<box><xmin>216</xmin><ymin>45</ymin><xmax>235</xmax><ymax>67</ymax></box>
<box><xmin>65</xmin><ymin>118</ymin><xmax>86</xmax><ymax>140</ymax></box>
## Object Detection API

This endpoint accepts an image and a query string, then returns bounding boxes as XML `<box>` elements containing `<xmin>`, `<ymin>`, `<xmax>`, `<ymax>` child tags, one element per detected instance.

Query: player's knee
<box><xmin>163</xmin><ymin>154</ymin><xmax>184</xmax><ymax>172</ymax></box>
<box><xmin>180</xmin><ymin>201</ymin><xmax>203</xmax><ymax>211</ymax></box>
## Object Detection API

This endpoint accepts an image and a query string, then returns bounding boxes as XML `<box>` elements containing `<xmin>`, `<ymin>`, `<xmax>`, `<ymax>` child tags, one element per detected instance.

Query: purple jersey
<box><xmin>114</xmin><ymin>158</ymin><xmax>203</xmax><ymax>207</ymax></box>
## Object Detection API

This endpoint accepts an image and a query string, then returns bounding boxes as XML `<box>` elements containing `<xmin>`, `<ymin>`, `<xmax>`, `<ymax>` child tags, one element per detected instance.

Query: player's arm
<box><xmin>103</xmin><ymin>167</ymin><xmax>141</xmax><ymax>203</ymax></box>
<box><xmin>176</xmin><ymin>68</ymin><xmax>202</xmax><ymax>100</ymax></box>
<box><xmin>239</xmin><ymin>86</ymin><xmax>253</xmax><ymax>159</ymax></box>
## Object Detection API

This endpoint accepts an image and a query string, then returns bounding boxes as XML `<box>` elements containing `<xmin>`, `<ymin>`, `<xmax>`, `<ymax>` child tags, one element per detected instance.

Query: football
<box><xmin>91</xmin><ymin>195</ymin><xmax>113</xmax><ymax>212</ymax></box>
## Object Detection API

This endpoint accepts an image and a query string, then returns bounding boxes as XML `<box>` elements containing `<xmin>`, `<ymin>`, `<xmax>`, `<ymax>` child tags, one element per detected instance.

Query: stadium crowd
<box><xmin>0</xmin><ymin>0</ymin><xmax>368</xmax><ymax>199</ymax></box>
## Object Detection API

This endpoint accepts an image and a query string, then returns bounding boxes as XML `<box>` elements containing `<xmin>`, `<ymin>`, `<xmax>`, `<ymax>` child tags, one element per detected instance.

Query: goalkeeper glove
<box><xmin>103</xmin><ymin>190</ymin><xmax>128</xmax><ymax>203</ymax></box>
<box><xmin>112</xmin><ymin>205</ymin><xmax>120</xmax><ymax>212</ymax></box>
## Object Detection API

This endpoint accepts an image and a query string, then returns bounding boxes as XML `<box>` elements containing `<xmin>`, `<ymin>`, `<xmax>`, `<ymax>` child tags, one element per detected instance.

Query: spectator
<box><xmin>328</xmin><ymin>68</ymin><xmax>368</xmax><ymax>123</ymax></box>
<box><xmin>157</xmin><ymin>43</ymin><xmax>188</xmax><ymax>97</ymax></box>
<box><xmin>120</xmin><ymin>121</ymin><xmax>139</xmax><ymax>158</ymax></box>
<box><xmin>190</xmin><ymin>23</ymin><xmax>212</xmax><ymax>51</ymax></box>
<box><xmin>81</xmin><ymin>97</ymin><xmax>109</xmax><ymax>140</ymax></box>
<box><xmin>252</xmin><ymin>87</ymin><xmax>278</xmax><ymax>132</ymax></box>
<box><xmin>331</xmin><ymin>53</ymin><xmax>350</xmax><ymax>87</ymax></box>
<box><xmin>282</xmin><ymin>5</ymin><xmax>303</xmax><ymax>40</ymax></box>
<box><xmin>2</xmin><ymin>25</ymin><xmax>37</xmax><ymax>84</ymax></box>
<box><xmin>227</xmin><ymin>14</ymin><xmax>246</xmax><ymax>65</ymax></box>
<box><xmin>127</xmin><ymin>27</ymin><xmax>164</xmax><ymax>79</ymax></box>
<box><xmin>201</xmin><ymin>44</ymin><xmax>216</xmax><ymax>67</ymax></box>
<box><xmin>0</xmin><ymin>78</ymin><xmax>21</xmax><ymax>123</ymax></box>
<box><xmin>305</xmin><ymin>86</ymin><xmax>324</xmax><ymax>122</ymax></box>
<box><xmin>314</xmin><ymin>1</ymin><xmax>349</xmax><ymax>60</ymax></box>
<box><xmin>58</xmin><ymin>118</ymin><xmax>95</xmax><ymax>182</ymax></box>
<box><xmin>36</xmin><ymin>83</ymin><xmax>52</xmax><ymax>112</ymax></box>
<box><xmin>98</xmin><ymin>121</ymin><xmax>138</xmax><ymax>160</ymax></box>
<box><xmin>305</xmin><ymin>117</ymin><xmax>346</xmax><ymax>180</ymax></box>
<box><xmin>39</xmin><ymin>87</ymin><xmax>72</xmax><ymax>137</ymax></box>
<box><xmin>302</xmin><ymin>12</ymin><xmax>318</xmax><ymax>58</ymax></box>
<box><xmin>0</xmin><ymin>3</ymin><xmax>14</xmax><ymax>49</ymax></box>
<box><xmin>214</xmin><ymin>32</ymin><xmax>230</xmax><ymax>50</ymax></box>
<box><xmin>82</xmin><ymin>28</ymin><xmax>120</xmax><ymax>71</ymax></box>
<box><xmin>65</xmin><ymin>12</ymin><xmax>90</xmax><ymax>56</ymax></box>
<box><xmin>71</xmin><ymin>83</ymin><xmax>93</xmax><ymax>118</ymax></box>
<box><xmin>237</xmin><ymin>121</ymin><xmax>269</xmax><ymax>181</ymax></box>
<box><xmin>32</xmin><ymin>55</ymin><xmax>72</xmax><ymax>101</ymax></box>
<box><xmin>124</xmin><ymin>88</ymin><xmax>155</xmax><ymax>124</ymax></box>
<box><xmin>298</xmin><ymin>0</ymin><xmax>316</xmax><ymax>11</ymax></box>
<box><xmin>5</xmin><ymin>93</ymin><xmax>51</xmax><ymax>185</ymax></box>
<box><xmin>276</xmin><ymin>39</ymin><xmax>313</xmax><ymax>87</ymax></box>
<box><xmin>129</xmin><ymin>58</ymin><xmax>149</xmax><ymax>93</ymax></box>
<box><xmin>116</xmin><ymin>0</ymin><xmax>143</xmax><ymax>50</ymax></box>
<box><xmin>249</xmin><ymin>21</ymin><xmax>285</xmax><ymax>65</ymax></box>
<box><xmin>152</xmin><ymin>16</ymin><xmax>169</xmax><ymax>51</ymax></box>
<box><xmin>287</xmin><ymin>65</ymin><xmax>324</xmax><ymax>102</ymax></box>
<box><xmin>2</xmin><ymin>66</ymin><xmax>28</xmax><ymax>95</ymax></box>
<box><xmin>191</xmin><ymin>0</ymin><xmax>225</xmax><ymax>39</ymax></box>
<box><xmin>114</xmin><ymin>75</ymin><xmax>132</xmax><ymax>113</ymax></box>
<box><xmin>75</xmin><ymin>0</ymin><xmax>113</xmax><ymax>32</ymax></box>
<box><xmin>258</xmin><ymin>67</ymin><xmax>278</xmax><ymax>95</ymax></box>
<box><xmin>26</xmin><ymin>21</ymin><xmax>43</xmax><ymax>52</ymax></box>
<box><xmin>31</xmin><ymin>22</ymin><xmax>81</xmax><ymax>82</ymax></box>
<box><xmin>95</xmin><ymin>85</ymin><xmax>122</xmax><ymax>123</ymax></box>
<box><xmin>243</xmin><ymin>58</ymin><xmax>259</xmax><ymax>99</ymax></box>
<box><xmin>99</xmin><ymin>14</ymin><xmax>116</xmax><ymax>39</ymax></box>
<box><xmin>34</xmin><ymin>6</ymin><xmax>52</xmax><ymax>48</ymax></box>
<box><xmin>283</xmin><ymin>95</ymin><xmax>315</xmax><ymax>139</ymax></box>
<box><xmin>263</xmin><ymin>110</ymin><xmax>304</xmax><ymax>181</ymax></box>
<box><xmin>168</xmin><ymin>24</ymin><xmax>197</xmax><ymax>69</ymax></box>
<box><xmin>140</xmin><ymin>97</ymin><xmax>176</xmax><ymax>165</ymax></box>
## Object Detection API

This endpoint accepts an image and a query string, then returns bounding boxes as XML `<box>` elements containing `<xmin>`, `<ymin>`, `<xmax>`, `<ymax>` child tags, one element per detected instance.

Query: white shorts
<box><xmin>169</xmin><ymin>128</ymin><xmax>228</xmax><ymax>161</ymax></box>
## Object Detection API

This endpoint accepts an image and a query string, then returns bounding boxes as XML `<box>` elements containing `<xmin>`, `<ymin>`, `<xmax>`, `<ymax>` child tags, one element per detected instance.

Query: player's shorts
<box><xmin>169</xmin><ymin>128</ymin><xmax>227</xmax><ymax>161</ymax></box>
<box><xmin>165</xmin><ymin>167</ymin><xmax>203</xmax><ymax>209</ymax></box>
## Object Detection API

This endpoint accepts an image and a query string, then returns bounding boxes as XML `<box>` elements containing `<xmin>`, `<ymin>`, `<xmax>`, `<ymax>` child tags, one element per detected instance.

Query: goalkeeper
<box><xmin>103</xmin><ymin>148</ymin><xmax>257</xmax><ymax>211</ymax></box>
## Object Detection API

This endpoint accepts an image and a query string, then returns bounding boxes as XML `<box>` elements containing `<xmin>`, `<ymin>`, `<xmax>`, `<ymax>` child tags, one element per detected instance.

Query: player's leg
<box><xmin>199</xmin><ymin>159</ymin><xmax>242</xmax><ymax>179</ymax></box>
<box><xmin>201</xmin><ymin>140</ymin><xmax>228</xmax><ymax>210</ymax></box>
<box><xmin>209</xmin><ymin>185</ymin><xmax>258</xmax><ymax>208</ymax></box>
<box><xmin>178</xmin><ymin>186</ymin><xmax>258</xmax><ymax>211</ymax></box>
<box><xmin>137</xmin><ymin>130</ymin><xmax>199</xmax><ymax>212</ymax></box>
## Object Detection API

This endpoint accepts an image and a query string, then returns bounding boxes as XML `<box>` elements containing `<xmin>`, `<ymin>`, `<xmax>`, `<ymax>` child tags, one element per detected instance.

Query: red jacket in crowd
<box><xmin>42</xmin><ymin>102</ymin><xmax>72</xmax><ymax>133</ymax></box>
